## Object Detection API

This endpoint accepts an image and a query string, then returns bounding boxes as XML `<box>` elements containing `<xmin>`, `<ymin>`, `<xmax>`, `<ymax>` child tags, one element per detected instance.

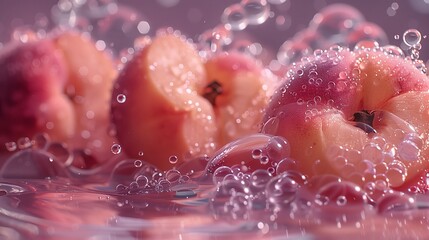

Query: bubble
<box><xmin>155</xmin><ymin>180</ymin><xmax>171</xmax><ymax>192</ymax></box>
<box><xmin>17</xmin><ymin>137</ymin><xmax>32</xmax><ymax>149</ymax></box>
<box><xmin>377</xmin><ymin>191</ymin><xmax>416</xmax><ymax>214</ymax></box>
<box><xmin>362</xmin><ymin>143</ymin><xmax>383</xmax><ymax>164</ymax></box>
<box><xmin>265</xmin><ymin>173</ymin><xmax>299</xmax><ymax>209</ymax></box>
<box><xmin>265</xmin><ymin>136</ymin><xmax>291</xmax><ymax>160</ymax></box>
<box><xmin>277</xmin><ymin>40</ymin><xmax>312</xmax><ymax>66</ymax></box>
<box><xmin>165</xmin><ymin>169</ymin><xmax>181</xmax><ymax>183</ymax></box>
<box><xmin>403</xmin><ymin>29</ymin><xmax>422</xmax><ymax>47</ymax></box>
<box><xmin>310</xmin><ymin>4</ymin><xmax>365</xmax><ymax>40</ymax></box>
<box><xmin>168</xmin><ymin>155</ymin><xmax>178</xmax><ymax>164</ymax></box>
<box><xmin>241</xmin><ymin>0</ymin><xmax>270</xmax><ymax>25</ymax></box>
<box><xmin>227</xmin><ymin>192</ymin><xmax>250</xmax><ymax>220</ymax></box>
<box><xmin>46</xmin><ymin>142</ymin><xmax>73</xmax><ymax>166</ymax></box>
<box><xmin>261</xmin><ymin>116</ymin><xmax>279</xmax><ymax>135</ymax></box>
<box><xmin>315</xmin><ymin>181</ymin><xmax>368</xmax><ymax>206</ymax></box>
<box><xmin>383</xmin><ymin>45</ymin><xmax>404</xmax><ymax>57</ymax></box>
<box><xmin>251</xmin><ymin>169</ymin><xmax>272</xmax><ymax>190</ymax></box>
<box><xmin>275</xmin><ymin>158</ymin><xmax>298</xmax><ymax>174</ymax></box>
<box><xmin>111</xmin><ymin>144</ymin><xmax>122</xmax><ymax>155</ymax></box>
<box><xmin>4</xmin><ymin>142</ymin><xmax>17</xmax><ymax>152</ymax></box>
<box><xmin>221</xmin><ymin>4</ymin><xmax>248</xmax><ymax>31</ymax></box>
<box><xmin>116</xmin><ymin>94</ymin><xmax>126</xmax><ymax>103</ymax></box>
<box><xmin>198</xmin><ymin>25</ymin><xmax>232</xmax><ymax>53</ymax></box>
<box><xmin>134</xmin><ymin>160</ymin><xmax>143</xmax><ymax>168</ymax></box>
<box><xmin>252</xmin><ymin>149</ymin><xmax>263</xmax><ymax>159</ymax></box>
<box><xmin>398</xmin><ymin>139</ymin><xmax>420</xmax><ymax>161</ymax></box>
<box><xmin>347</xmin><ymin>22</ymin><xmax>388</xmax><ymax>48</ymax></box>
<box><xmin>135</xmin><ymin>175</ymin><xmax>149</xmax><ymax>188</ymax></box>
<box><xmin>267</xmin><ymin>0</ymin><xmax>287</xmax><ymax>4</ymax></box>
<box><xmin>115</xmin><ymin>184</ymin><xmax>128</xmax><ymax>193</ymax></box>
<box><xmin>213</xmin><ymin>166</ymin><xmax>234</xmax><ymax>185</ymax></box>
<box><xmin>0</xmin><ymin>149</ymin><xmax>69</xmax><ymax>179</ymax></box>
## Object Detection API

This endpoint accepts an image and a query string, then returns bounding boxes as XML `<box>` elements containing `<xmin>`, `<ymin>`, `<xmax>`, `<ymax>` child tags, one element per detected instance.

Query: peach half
<box><xmin>111</xmin><ymin>32</ymin><xmax>275</xmax><ymax>170</ymax></box>
<box><xmin>0</xmin><ymin>31</ymin><xmax>118</xmax><ymax>166</ymax></box>
<box><xmin>262</xmin><ymin>47</ymin><xmax>429</xmax><ymax>189</ymax></box>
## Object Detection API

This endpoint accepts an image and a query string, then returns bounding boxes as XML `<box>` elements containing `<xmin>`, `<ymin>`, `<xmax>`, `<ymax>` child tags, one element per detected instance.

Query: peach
<box><xmin>53</xmin><ymin>32</ymin><xmax>118</xmax><ymax>165</ymax></box>
<box><xmin>0</xmin><ymin>40</ymin><xmax>75</xmax><ymax>146</ymax></box>
<box><xmin>0</xmin><ymin>31</ymin><xmax>118</xmax><ymax>167</ymax></box>
<box><xmin>111</xmin><ymin>32</ymin><xmax>275</xmax><ymax>170</ymax></box>
<box><xmin>262</xmin><ymin>48</ymin><xmax>429</xmax><ymax>189</ymax></box>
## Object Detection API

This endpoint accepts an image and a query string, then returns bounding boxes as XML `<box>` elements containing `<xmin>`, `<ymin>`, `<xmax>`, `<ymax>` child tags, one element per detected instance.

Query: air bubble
<box><xmin>116</xmin><ymin>94</ymin><xmax>126</xmax><ymax>103</ymax></box>
<box><xmin>403</xmin><ymin>29</ymin><xmax>422</xmax><ymax>47</ymax></box>
<box><xmin>251</xmin><ymin>169</ymin><xmax>272</xmax><ymax>190</ymax></box>
<box><xmin>111</xmin><ymin>144</ymin><xmax>122</xmax><ymax>154</ymax></box>
<box><xmin>398</xmin><ymin>140</ymin><xmax>420</xmax><ymax>161</ymax></box>
<box><xmin>267</xmin><ymin>0</ymin><xmax>287</xmax><ymax>4</ymax></box>
<box><xmin>17</xmin><ymin>137</ymin><xmax>32</xmax><ymax>149</ymax></box>
<box><xmin>265</xmin><ymin>173</ymin><xmax>299</xmax><ymax>209</ymax></box>
<box><xmin>134</xmin><ymin>160</ymin><xmax>143</xmax><ymax>168</ymax></box>
<box><xmin>4</xmin><ymin>142</ymin><xmax>17</xmax><ymax>152</ymax></box>
<box><xmin>241</xmin><ymin>0</ymin><xmax>270</xmax><ymax>25</ymax></box>
<box><xmin>135</xmin><ymin>175</ymin><xmax>148</xmax><ymax>188</ymax></box>
<box><xmin>213</xmin><ymin>166</ymin><xmax>234</xmax><ymax>185</ymax></box>
<box><xmin>221</xmin><ymin>4</ymin><xmax>248</xmax><ymax>31</ymax></box>
<box><xmin>252</xmin><ymin>149</ymin><xmax>263</xmax><ymax>159</ymax></box>
<box><xmin>377</xmin><ymin>191</ymin><xmax>416</xmax><ymax>214</ymax></box>
<box><xmin>168</xmin><ymin>155</ymin><xmax>178</xmax><ymax>164</ymax></box>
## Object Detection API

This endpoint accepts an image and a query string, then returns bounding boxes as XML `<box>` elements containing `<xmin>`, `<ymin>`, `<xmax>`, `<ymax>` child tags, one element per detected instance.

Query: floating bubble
<box><xmin>241</xmin><ymin>0</ymin><xmax>270</xmax><ymax>25</ymax></box>
<box><xmin>403</xmin><ymin>29</ymin><xmax>422</xmax><ymax>47</ymax></box>
<box><xmin>4</xmin><ymin>142</ymin><xmax>17</xmax><ymax>152</ymax></box>
<box><xmin>0</xmin><ymin>149</ymin><xmax>69</xmax><ymax>179</ymax></box>
<box><xmin>377</xmin><ymin>191</ymin><xmax>416</xmax><ymax>214</ymax></box>
<box><xmin>265</xmin><ymin>172</ymin><xmax>299</xmax><ymax>209</ymax></box>
<box><xmin>111</xmin><ymin>143</ymin><xmax>122</xmax><ymax>154</ymax></box>
<box><xmin>267</xmin><ymin>0</ymin><xmax>287</xmax><ymax>5</ymax></box>
<box><xmin>168</xmin><ymin>155</ymin><xmax>178</xmax><ymax>164</ymax></box>
<box><xmin>45</xmin><ymin>142</ymin><xmax>73</xmax><ymax>166</ymax></box>
<box><xmin>213</xmin><ymin>166</ymin><xmax>234</xmax><ymax>185</ymax></box>
<box><xmin>221</xmin><ymin>4</ymin><xmax>248</xmax><ymax>31</ymax></box>
<box><xmin>251</xmin><ymin>169</ymin><xmax>272</xmax><ymax>190</ymax></box>
<box><xmin>310</xmin><ymin>4</ymin><xmax>365</xmax><ymax>40</ymax></box>
<box><xmin>116</xmin><ymin>94</ymin><xmax>126</xmax><ymax>103</ymax></box>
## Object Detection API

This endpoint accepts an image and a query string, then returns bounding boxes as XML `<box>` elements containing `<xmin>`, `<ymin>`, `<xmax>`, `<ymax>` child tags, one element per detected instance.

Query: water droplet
<box><xmin>213</xmin><ymin>166</ymin><xmax>234</xmax><ymax>185</ymax></box>
<box><xmin>169</xmin><ymin>155</ymin><xmax>178</xmax><ymax>164</ymax></box>
<box><xmin>403</xmin><ymin>29</ymin><xmax>422</xmax><ymax>47</ymax></box>
<box><xmin>241</xmin><ymin>0</ymin><xmax>270</xmax><ymax>25</ymax></box>
<box><xmin>134</xmin><ymin>160</ymin><xmax>143</xmax><ymax>168</ymax></box>
<box><xmin>17</xmin><ymin>137</ymin><xmax>32</xmax><ymax>149</ymax></box>
<box><xmin>116</xmin><ymin>94</ymin><xmax>126</xmax><ymax>103</ymax></box>
<box><xmin>111</xmin><ymin>143</ymin><xmax>122</xmax><ymax>154</ymax></box>
<box><xmin>4</xmin><ymin>142</ymin><xmax>17</xmax><ymax>152</ymax></box>
<box><xmin>222</xmin><ymin>4</ymin><xmax>248</xmax><ymax>31</ymax></box>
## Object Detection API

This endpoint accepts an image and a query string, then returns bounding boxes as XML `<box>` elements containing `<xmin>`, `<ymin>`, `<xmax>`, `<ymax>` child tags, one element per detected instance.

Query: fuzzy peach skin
<box><xmin>0</xmin><ymin>31</ymin><xmax>118</xmax><ymax>166</ymax></box>
<box><xmin>262</xmin><ymin>48</ymin><xmax>429</xmax><ymax>188</ymax></box>
<box><xmin>111</xmin><ymin>32</ymin><xmax>276</xmax><ymax>170</ymax></box>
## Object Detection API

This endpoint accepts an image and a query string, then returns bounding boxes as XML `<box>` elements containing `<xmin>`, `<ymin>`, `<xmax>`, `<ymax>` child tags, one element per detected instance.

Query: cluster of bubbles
<box><xmin>276</xmin><ymin>4</ymin><xmax>388</xmax><ymax>67</ymax></box>
<box><xmin>109</xmin><ymin>159</ymin><xmax>197</xmax><ymax>197</ymax></box>
<box><xmin>1</xmin><ymin>133</ymin><xmax>73</xmax><ymax>179</ymax></box>
<box><xmin>208</xmin><ymin>153</ymin><xmax>417</xmax><ymax>225</ymax></box>
<box><xmin>198</xmin><ymin>0</ymin><xmax>289</xmax><ymax>57</ymax></box>
<box><xmin>51</xmin><ymin>0</ymin><xmax>150</xmax><ymax>54</ymax></box>
<box><xmin>325</xmin><ymin>131</ymin><xmax>425</xmax><ymax>195</ymax></box>
<box><xmin>401</xmin><ymin>29</ymin><xmax>427</xmax><ymax>74</ymax></box>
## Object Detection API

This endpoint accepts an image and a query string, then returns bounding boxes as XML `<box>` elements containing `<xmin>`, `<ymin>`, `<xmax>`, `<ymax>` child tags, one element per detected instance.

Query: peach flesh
<box><xmin>0</xmin><ymin>32</ymin><xmax>118</xmax><ymax>166</ymax></box>
<box><xmin>0</xmin><ymin>40</ymin><xmax>75</xmax><ymax>146</ymax></box>
<box><xmin>263</xmin><ymin>48</ymin><xmax>429</xmax><ymax>188</ymax></box>
<box><xmin>111</xmin><ymin>33</ymin><xmax>275</xmax><ymax>170</ymax></box>
<box><xmin>111</xmin><ymin>33</ymin><xmax>218</xmax><ymax>170</ymax></box>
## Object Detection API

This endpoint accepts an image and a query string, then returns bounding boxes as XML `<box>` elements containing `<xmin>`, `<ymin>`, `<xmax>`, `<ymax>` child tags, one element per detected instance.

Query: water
<box><xmin>1</xmin><ymin>0</ymin><xmax>429</xmax><ymax>239</ymax></box>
